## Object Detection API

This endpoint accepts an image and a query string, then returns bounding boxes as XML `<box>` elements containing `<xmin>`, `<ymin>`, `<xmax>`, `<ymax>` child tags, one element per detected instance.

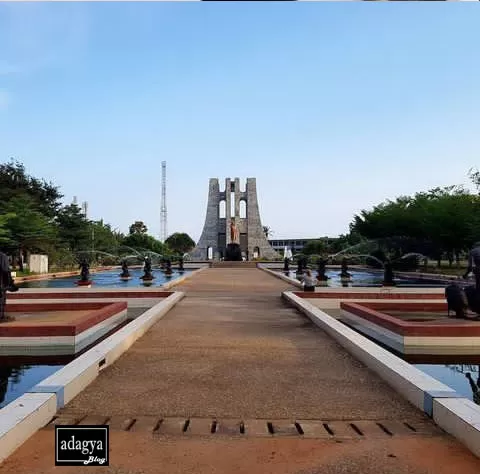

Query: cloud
<box><xmin>0</xmin><ymin>89</ymin><xmax>10</xmax><ymax>110</ymax></box>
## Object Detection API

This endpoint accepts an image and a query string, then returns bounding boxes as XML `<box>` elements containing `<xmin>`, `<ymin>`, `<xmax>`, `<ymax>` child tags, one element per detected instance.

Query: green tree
<box><xmin>303</xmin><ymin>239</ymin><xmax>329</xmax><ymax>255</ymax></box>
<box><xmin>0</xmin><ymin>213</ymin><xmax>15</xmax><ymax>247</ymax></box>
<box><xmin>263</xmin><ymin>226</ymin><xmax>273</xmax><ymax>239</ymax></box>
<box><xmin>89</xmin><ymin>220</ymin><xmax>122</xmax><ymax>254</ymax></box>
<box><xmin>129</xmin><ymin>221</ymin><xmax>148</xmax><ymax>235</ymax></box>
<box><xmin>469</xmin><ymin>168</ymin><xmax>480</xmax><ymax>193</ymax></box>
<box><xmin>0</xmin><ymin>159</ymin><xmax>63</xmax><ymax>218</ymax></box>
<box><xmin>165</xmin><ymin>233</ymin><xmax>195</xmax><ymax>254</ymax></box>
<box><xmin>121</xmin><ymin>233</ymin><xmax>168</xmax><ymax>256</ymax></box>
<box><xmin>56</xmin><ymin>204</ymin><xmax>90</xmax><ymax>253</ymax></box>
<box><xmin>2</xmin><ymin>195</ymin><xmax>58</xmax><ymax>270</ymax></box>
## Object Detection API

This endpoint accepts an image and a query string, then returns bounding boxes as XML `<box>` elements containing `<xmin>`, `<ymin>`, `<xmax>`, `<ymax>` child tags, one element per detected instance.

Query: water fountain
<box><xmin>295</xmin><ymin>255</ymin><xmax>307</xmax><ymax>278</ymax></box>
<box><xmin>164</xmin><ymin>259</ymin><xmax>173</xmax><ymax>277</ymax></box>
<box><xmin>119</xmin><ymin>260</ymin><xmax>131</xmax><ymax>281</ymax></box>
<box><xmin>76</xmin><ymin>259</ymin><xmax>92</xmax><ymax>287</ymax></box>
<box><xmin>316</xmin><ymin>256</ymin><xmax>330</xmax><ymax>286</ymax></box>
<box><xmin>339</xmin><ymin>257</ymin><xmax>352</xmax><ymax>282</ymax></box>
<box><xmin>140</xmin><ymin>256</ymin><xmax>155</xmax><ymax>286</ymax></box>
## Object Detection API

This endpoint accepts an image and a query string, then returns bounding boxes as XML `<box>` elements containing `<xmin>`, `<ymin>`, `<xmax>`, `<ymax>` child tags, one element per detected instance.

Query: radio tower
<box><xmin>160</xmin><ymin>161</ymin><xmax>167</xmax><ymax>242</ymax></box>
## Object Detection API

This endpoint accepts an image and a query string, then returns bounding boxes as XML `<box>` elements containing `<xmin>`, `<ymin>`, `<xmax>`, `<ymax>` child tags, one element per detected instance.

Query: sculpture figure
<box><xmin>464</xmin><ymin>242</ymin><xmax>480</xmax><ymax>291</ymax></box>
<box><xmin>120</xmin><ymin>260</ymin><xmax>130</xmax><ymax>279</ymax></box>
<box><xmin>339</xmin><ymin>257</ymin><xmax>351</xmax><ymax>279</ymax></box>
<box><xmin>466</xmin><ymin>371</ymin><xmax>480</xmax><ymax>405</ymax></box>
<box><xmin>283</xmin><ymin>257</ymin><xmax>290</xmax><ymax>272</ymax></box>
<box><xmin>178</xmin><ymin>256</ymin><xmax>184</xmax><ymax>272</ymax></box>
<box><xmin>141</xmin><ymin>256</ymin><xmax>154</xmax><ymax>281</ymax></box>
<box><xmin>316</xmin><ymin>257</ymin><xmax>330</xmax><ymax>281</ymax></box>
<box><xmin>0</xmin><ymin>251</ymin><xmax>18</xmax><ymax>323</ymax></box>
<box><xmin>230</xmin><ymin>218</ymin><xmax>239</xmax><ymax>243</ymax></box>
<box><xmin>79</xmin><ymin>259</ymin><xmax>90</xmax><ymax>282</ymax></box>
<box><xmin>165</xmin><ymin>259</ymin><xmax>173</xmax><ymax>276</ymax></box>
<box><xmin>382</xmin><ymin>259</ymin><xmax>395</xmax><ymax>286</ymax></box>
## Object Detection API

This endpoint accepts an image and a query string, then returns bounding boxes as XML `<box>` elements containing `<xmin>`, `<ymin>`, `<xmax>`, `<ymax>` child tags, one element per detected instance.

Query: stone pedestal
<box><xmin>225</xmin><ymin>243</ymin><xmax>242</xmax><ymax>261</ymax></box>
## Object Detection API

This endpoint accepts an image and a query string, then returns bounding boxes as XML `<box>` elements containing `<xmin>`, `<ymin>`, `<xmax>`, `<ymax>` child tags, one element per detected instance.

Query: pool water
<box><xmin>281</xmin><ymin>269</ymin><xmax>446</xmax><ymax>288</ymax></box>
<box><xmin>0</xmin><ymin>363</ymin><xmax>63</xmax><ymax>409</ymax></box>
<box><xmin>414</xmin><ymin>363</ymin><xmax>480</xmax><ymax>404</ymax></box>
<box><xmin>18</xmin><ymin>267</ymin><xmax>192</xmax><ymax>289</ymax></box>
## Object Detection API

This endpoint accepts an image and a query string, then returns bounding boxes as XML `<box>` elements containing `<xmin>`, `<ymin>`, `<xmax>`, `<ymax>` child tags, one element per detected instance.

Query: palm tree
<box><xmin>263</xmin><ymin>226</ymin><xmax>273</xmax><ymax>239</ymax></box>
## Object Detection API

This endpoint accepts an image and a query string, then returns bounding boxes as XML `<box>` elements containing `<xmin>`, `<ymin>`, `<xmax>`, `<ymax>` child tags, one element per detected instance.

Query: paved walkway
<box><xmin>1</xmin><ymin>268</ymin><xmax>480</xmax><ymax>473</ymax></box>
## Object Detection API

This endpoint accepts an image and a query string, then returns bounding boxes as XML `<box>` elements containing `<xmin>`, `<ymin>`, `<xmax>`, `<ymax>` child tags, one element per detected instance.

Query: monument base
<box><xmin>225</xmin><ymin>243</ymin><xmax>242</xmax><ymax>261</ymax></box>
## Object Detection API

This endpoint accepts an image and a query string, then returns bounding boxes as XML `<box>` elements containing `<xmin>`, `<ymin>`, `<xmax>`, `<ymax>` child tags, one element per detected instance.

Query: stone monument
<box><xmin>190</xmin><ymin>178</ymin><xmax>279</xmax><ymax>260</ymax></box>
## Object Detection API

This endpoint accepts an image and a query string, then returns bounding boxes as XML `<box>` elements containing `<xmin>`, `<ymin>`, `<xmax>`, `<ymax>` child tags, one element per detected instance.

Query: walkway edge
<box><xmin>161</xmin><ymin>265</ymin><xmax>209</xmax><ymax>290</ymax></box>
<box><xmin>0</xmin><ymin>291</ymin><xmax>184</xmax><ymax>464</ymax></box>
<box><xmin>282</xmin><ymin>290</ymin><xmax>480</xmax><ymax>458</ymax></box>
<box><xmin>258</xmin><ymin>266</ymin><xmax>303</xmax><ymax>288</ymax></box>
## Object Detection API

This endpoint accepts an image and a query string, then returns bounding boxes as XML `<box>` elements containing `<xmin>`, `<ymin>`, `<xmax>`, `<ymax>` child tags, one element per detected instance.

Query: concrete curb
<box><xmin>0</xmin><ymin>393</ymin><xmax>57</xmax><ymax>463</ymax></box>
<box><xmin>258</xmin><ymin>265</ymin><xmax>303</xmax><ymax>288</ymax></box>
<box><xmin>282</xmin><ymin>290</ymin><xmax>480</xmax><ymax>458</ymax></box>
<box><xmin>161</xmin><ymin>265</ymin><xmax>209</xmax><ymax>290</ymax></box>
<box><xmin>0</xmin><ymin>291</ymin><xmax>184</xmax><ymax>464</ymax></box>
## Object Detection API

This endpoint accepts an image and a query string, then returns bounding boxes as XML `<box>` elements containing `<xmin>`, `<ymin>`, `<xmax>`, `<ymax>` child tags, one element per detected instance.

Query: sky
<box><xmin>1</xmin><ymin>2</ymin><xmax>480</xmax><ymax>242</ymax></box>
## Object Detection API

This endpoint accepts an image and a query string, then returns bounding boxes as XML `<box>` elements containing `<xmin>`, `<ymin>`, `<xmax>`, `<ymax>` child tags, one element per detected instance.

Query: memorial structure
<box><xmin>190</xmin><ymin>178</ymin><xmax>279</xmax><ymax>260</ymax></box>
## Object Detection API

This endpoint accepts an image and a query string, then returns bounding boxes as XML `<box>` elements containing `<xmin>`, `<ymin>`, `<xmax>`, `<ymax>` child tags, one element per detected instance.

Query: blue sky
<box><xmin>1</xmin><ymin>2</ymin><xmax>479</xmax><ymax>242</ymax></box>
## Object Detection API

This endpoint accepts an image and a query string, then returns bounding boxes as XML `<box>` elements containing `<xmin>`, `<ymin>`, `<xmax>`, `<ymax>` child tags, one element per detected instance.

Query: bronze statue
<box><xmin>0</xmin><ymin>251</ymin><xmax>18</xmax><ymax>323</ymax></box>
<box><xmin>283</xmin><ymin>257</ymin><xmax>290</xmax><ymax>272</ymax></box>
<box><xmin>230</xmin><ymin>218</ymin><xmax>239</xmax><ymax>243</ymax></box>
<box><xmin>141</xmin><ymin>256</ymin><xmax>154</xmax><ymax>280</ymax></box>
<box><xmin>165</xmin><ymin>258</ymin><xmax>172</xmax><ymax>276</ymax></box>
<box><xmin>178</xmin><ymin>256</ymin><xmax>184</xmax><ymax>272</ymax></box>
<box><xmin>79</xmin><ymin>259</ymin><xmax>90</xmax><ymax>282</ymax></box>
<box><xmin>339</xmin><ymin>257</ymin><xmax>351</xmax><ymax>279</ymax></box>
<box><xmin>383</xmin><ymin>259</ymin><xmax>395</xmax><ymax>286</ymax></box>
<box><xmin>317</xmin><ymin>257</ymin><xmax>329</xmax><ymax>281</ymax></box>
<box><xmin>120</xmin><ymin>260</ymin><xmax>130</xmax><ymax>278</ymax></box>
<box><xmin>464</xmin><ymin>242</ymin><xmax>480</xmax><ymax>291</ymax></box>
<box><xmin>466</xmin><ymin>371</ymin><xmax>480</xmax><ymax>405</ymax></box>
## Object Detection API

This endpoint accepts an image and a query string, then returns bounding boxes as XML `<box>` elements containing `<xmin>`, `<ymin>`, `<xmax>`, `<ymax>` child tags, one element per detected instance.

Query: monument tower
<box><xmin>190</xmin><ymin>178</ymin><xmax>279</xmax><ymax>260</ymax></box>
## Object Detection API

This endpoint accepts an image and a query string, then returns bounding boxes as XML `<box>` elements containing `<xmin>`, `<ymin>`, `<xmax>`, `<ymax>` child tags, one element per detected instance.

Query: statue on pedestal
<box><xmin>382</xmin><ymin>259</ymin><xmax>395</xmax><ymax>286</ymax></box>
<box><xmin>339</xmin><ymin>257</ymin><xmax>351</xmax><ymax>279</ymax></box>
<box><xmin>230</xmin><ymin>218</ymin><xmax>239</xmax><ymax>243</ymax></box>
<box><xmin>317</xmin><ymin>257</ymin><xmax>330</xmax><ymax>281</ymax></box>
<box><xmin>141</xmin><ymin>256</ymin><xmax>154</xmax><ymax>282</ymax></box>
<box><xmin>120</xmin><ymin>260</ymin><xmax>131</xmax><ymax>279</ymax></box>
<box><xmin>464</xmin><ymin>242</ymin><xmax>480</xmax><ymax>291</ymax></box>
<box><xmin>79</xmin><ymin>259</ymin><xmax>90</xmax><ymax>282</ymax></box>
<box><xmin>0</xmin><ymin>251</ymin><xmax>18</xmax><ymax>323</ymax></box>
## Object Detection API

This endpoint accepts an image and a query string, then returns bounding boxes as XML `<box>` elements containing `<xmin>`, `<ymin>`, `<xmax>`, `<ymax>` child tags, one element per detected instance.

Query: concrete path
<box><xmin>1</xmin><ymin>268</ymin><xmax>480</xmax><ymax>473</ymax></box>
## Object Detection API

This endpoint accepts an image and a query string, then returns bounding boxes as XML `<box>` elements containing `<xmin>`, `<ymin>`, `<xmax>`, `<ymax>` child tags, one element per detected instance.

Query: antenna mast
<box><xmin>160</xmin><ymin>161</ymin><xmax>167</xmax><ymax>242</ymax></box>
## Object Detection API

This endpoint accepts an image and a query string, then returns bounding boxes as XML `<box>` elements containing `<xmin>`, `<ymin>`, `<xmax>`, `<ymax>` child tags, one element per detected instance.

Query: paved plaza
<box><xmin>1</xmin><ymin>268</ymin><xmax>480</xmax><ymax>473</ymax></box>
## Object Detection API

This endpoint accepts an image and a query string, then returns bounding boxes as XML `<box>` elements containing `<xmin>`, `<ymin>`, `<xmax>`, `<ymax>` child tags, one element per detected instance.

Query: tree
<box><xmin>0</xmin><ymin>213</ymin><xmax>15</xmax><ymax>247</ymax></box>
<box><xmin>129</xmin><ymin>221</ymin><xmax>148</xmax><ymax>235</ymax></box>
<box><xmin>303</xmin><ymin>239</ymin><xmax>329</xmax><ymax>256</ymax></box>
<box><xmin>121</xmin><ymin>233</ymin><xmax>168</xmax><ymax>256</ymax></box>
<box><xmin>0</xmin><ymin>159</ymin><xmax>63</xmax><ymax>218</ymax></box>
<box><xmin>469</xmin><ymin>168</ymin><xmax>480</xmax><ymax>193</ymax></box>
<box><xmin>56</xmin><ymin>204</ymin><xmax>90</xmax><ymax>253</ymax></box>
<box><xmin>350</xmin><ymin>185</ymin><xmax>480</xmax><ymax>267</ymax></box>
<box><xmin>2</xmin><ymin>195</ymin><xmax>58</xmax><ymax>270</ymax></box>
<box><xmin>263</xmin><ymin>226</ymin><xmax>273</xmax><ymax>239</ymax></box>
<box><xmin>165</xmin><ymin>233</ymin><xmax>195</xmax><ymax>254</ymax></box>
